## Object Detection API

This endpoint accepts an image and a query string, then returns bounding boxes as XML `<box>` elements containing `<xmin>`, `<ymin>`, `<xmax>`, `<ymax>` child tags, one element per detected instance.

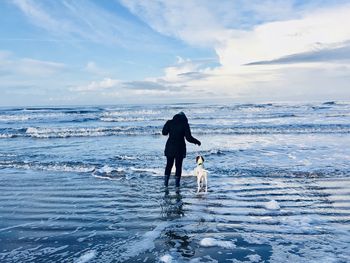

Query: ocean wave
<box><xmin>0</xmin><ymin>112</ymin><xmax>82</xmax><ymax>122</ymax></box>
<box><xmin>129</xmin><ymin>167</ymin><xmax>194</xmax><ymax>177</ymax></box>
<box><xmin>23</xmin><ymin>107</ymin><xmax>75</xmax><ymax>111</ymax></box>
<box><xmin>91</xmin><ymin>173</ymin><xmax>123</xmax><ymax>181</ymax></box>
<box><xmin>0</xmin><ymin>115</ymin><xmax>31</xmax><ymax>122</ymax></box>
<box><xmin>24</xmin><ymin>126</ymin><xmax>160</xmax><ymax>138</ymax></box>
<box><xmin>0</xmin><ymin>107</ymin><xmax>102</xmax><ymax>123</ymax></box>
<box><xmin>1</xmin><ymin>123</ymin><xmax>350</xmax><ymax>139</ymax></box>
<box><xmin>256</xmin><ymin>113</ymin><xmax>298</xmax><ymax>118</ymax></box>
<box><xmin>95</xmin><ymin>165</ymin><xmax>125</xmax><ymax>174</ymax></box>
<box><xmin>199</xmin><ymin>149</ymin><xmax>227</xmax><ymax>156</ymax></box>
<box><xmin>0</xmin><ymin>161</ymin><xmax>131</xmax><ymax>176</ymax></box>
<box><xmin>0</xmin><ymin>160</ymin><xmax>197</xmax><ymax>178</ymax></box>
<box><xmin>0</xmin><ymin>134</ymin><xmax>15</xmax><ymax>138</ymax></box>
<box><xmin>114</xmin><ymin>155</ymin><xmax>138</xmax><ymax>160</ymax></box>
<box><xmin>0</xmin><ymin>160</ymin><xmax>95</xmax><ymax>173</ymax></box>
<box><xmin>103</xmin><ymin>109</ymin><xmax>163</xmax><ymax>117</ymax></box>
<box><xmin>100</xmin><ymin>116</ymin><xmax>166</xmax><ymax>122</ymax></box>
<box><xmin>1</xmin><ymin>159</ymin><xmax>348</xmax><ymax>182</ymax></box>
<box><xmin>1</xmin><ymin>103</ymin><xmax>349</xmax><ymax>127</ymax></box>
<box><xmin>322</xmin><ymin>101</ymin><xmax>336</xmax><ymax>105</ymax></box>
<box><xmin>62</xmin><ymin>117</ymin><xmax>99</xmax><ymax>123</ymax></box>
<box><xmin>22</xmin><ymin>107</ymin><xmax>103</xmax><ymax>112</ymax></box>
<box><xmin>192</xmin><ymin>124</ymin><xmax>350</xmax><ymax>135</ymax></box>
<box><xmin>130</xmin><ymin>167</ymin><xmax>164</xmax><ymax>176</ymax></box>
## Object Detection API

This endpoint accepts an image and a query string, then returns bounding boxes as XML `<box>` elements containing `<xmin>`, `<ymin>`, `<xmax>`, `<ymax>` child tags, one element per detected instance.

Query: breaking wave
<box><xmin>0</xmin><ymin>123</ymin><xmax>349</xmax><ymax>139</ymax></box>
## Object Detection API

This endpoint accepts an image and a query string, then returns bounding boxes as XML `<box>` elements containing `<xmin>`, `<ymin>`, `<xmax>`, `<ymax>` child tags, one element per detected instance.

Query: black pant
<box><xmin>164</xmin><ymin>156</ymin><xmax>183</xmax><ymax>187</ymax></box>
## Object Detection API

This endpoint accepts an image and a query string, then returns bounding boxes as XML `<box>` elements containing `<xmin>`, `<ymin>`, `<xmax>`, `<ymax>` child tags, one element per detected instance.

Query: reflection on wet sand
<box><xmin>161</xmin><ymin>189</ymin><xmax>185</xmax><ymax>219</ymax></box>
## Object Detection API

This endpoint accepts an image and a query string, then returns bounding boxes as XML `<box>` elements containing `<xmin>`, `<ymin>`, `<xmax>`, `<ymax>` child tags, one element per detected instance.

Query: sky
<box><xmin>0</xmin><ymin>0</ymin><xmax>350</xmax><ymax>106</ymax></box>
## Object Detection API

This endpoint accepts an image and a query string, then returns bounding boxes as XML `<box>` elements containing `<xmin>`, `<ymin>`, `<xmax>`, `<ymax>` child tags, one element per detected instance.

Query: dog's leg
<box><xmin>197</xmin><ymin>176</ymin><xmax>201</xmax><ymax>193</ymax></box>
<box><xmin>204</xmin><ymin>174</ymin><xmax>208</xmax><ymax>192</ymax></box>
<box><xmin>200</xmin><ymin>173</ymin><xmax>204</xmax><ymax>188</ymax></box>
<box><xmin>196</xmin><ymin>170</ymin><xmax>200</xmax><ymax>192</ymax></box>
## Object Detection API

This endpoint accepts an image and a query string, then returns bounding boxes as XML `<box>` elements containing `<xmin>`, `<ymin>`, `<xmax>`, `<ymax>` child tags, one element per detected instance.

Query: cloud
<box><xmin>120</xmin><ymin>0</ymin><xmax>344</xmax><ymax>47</ymax></box>
<box><xmin>12</xmin><ymin>0</ymin><xmax>66</xmax><ymax>32</ymax></box>
<box><xmin>0</xmin><ymin>50</ymin><xmax>12</xmax><ymax>59</ymax></box>
<box><xmin>120</xmin><ymin>2</ymin><xmax>350</xmax><ymax>101</ymax></box>
<box><xmin>5</xmin><ymin>1</ymin><xmax>350</xmax><ymax>104</ymax></box>
<box><xmin>130</xmin><ymin>57</ymin><xmax>214</xmax><ymax>92</ymax></box>
<box><xmin>19</xmin><ymin>58</ymin><xmax>65</xmax><ymax>75</ymax></box>
<box><xmin>0</xmin><ymin>51</ymin><xmax>66</xmax><ymax>77</ymax></box>
<box><xmin>85</xmin><ymin>61</ymin><xmax>99</xmax><ymax>73</ymax></box>
<box><xmin>245</xmin><ymin>44</ymin><xmax>350</xmax><ymax>65</ymax></box>
<box><xmin>120</xmin><ymin>1</ymin><xmax>350</xmax><ymax>66</ymax></box>
<box><xmin>123</xmin><ymin>80</ymin><xmax>170</xmax><ymax>90</ymax></box>
<box><xmin>160</xmin><ymin>56</ymin><xmax>213</xmax><ymax>83</ymax></box>
<box><xmin>217</xmin><ymin>5</ymin><xmax>350</xmax><ymax>68</ymax></box>
<box><xmin>84</xmin><ymin>61</ymin><xmax>109</xmax><ymax>75</ymax></box>
<box><xmin>120</xmin><ymin>0</ymin><xmax>231</xmax><ymax>47</ymax></box>
<box><xmin>74</xmin><ymin>59</ymin><xmax>196</xmax><ymax>98</ymax></box>
<box><xmin>11</xmin><ymin>0</ymin><xmax>160</xmax><ymax>47</ymax></box>
<box><xmin>11</xmin><ymin>0</ymin><xmax>98</xmax><ymax>41</ymax></box>
<box><xmin>177</xmin><ymin>71</ymin><xmax>209</xmax><ymax>80</ymax></box>
<box><xmin>73</xmin><ymin>78</ymin><xmax>120</xmax><ymax>92</ymax></box>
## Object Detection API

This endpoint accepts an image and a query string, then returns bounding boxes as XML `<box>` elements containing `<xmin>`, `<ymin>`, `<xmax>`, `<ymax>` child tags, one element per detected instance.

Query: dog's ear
<box><xmin>201</xmin><ymin>156</ymin><xmax>205</xmax><ymax>162</ymax></box>
<box><xmin>196</xmin><ymin>156</ymin><xmax>200</xmax><ymax>163</ymax></box>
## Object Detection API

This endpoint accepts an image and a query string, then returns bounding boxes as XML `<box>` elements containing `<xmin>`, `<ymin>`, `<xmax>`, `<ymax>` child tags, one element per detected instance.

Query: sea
<box><xmin>0</xmin><ymin>102</ymin><xmax>349</xmax><ymax>263</ymax></box>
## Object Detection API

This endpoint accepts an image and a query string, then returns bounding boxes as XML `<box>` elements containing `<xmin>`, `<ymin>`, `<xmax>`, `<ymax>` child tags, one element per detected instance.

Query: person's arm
<box><xmin>185</xmin><ymin>123</ymin><xmax>201</xmax><ymax>145</ymax></box>
<box><xmin>162</xmin><ymin>120</ymin><xmax>170</xmax><ymax>135</ymax></box>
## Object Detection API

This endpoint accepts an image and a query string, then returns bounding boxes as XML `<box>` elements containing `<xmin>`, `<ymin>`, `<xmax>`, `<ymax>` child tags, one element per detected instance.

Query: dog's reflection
<box><xmin>160</xmin><ymin>189</ymin><xmax>184</xmax><ymax>219</ymax></box>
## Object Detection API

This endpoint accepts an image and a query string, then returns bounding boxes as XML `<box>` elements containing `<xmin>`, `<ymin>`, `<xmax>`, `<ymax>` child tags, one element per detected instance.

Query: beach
<box><xmin>0</xmin><ymin>102</ymin><xmax>349</xmax><ymax>262</ymax></box>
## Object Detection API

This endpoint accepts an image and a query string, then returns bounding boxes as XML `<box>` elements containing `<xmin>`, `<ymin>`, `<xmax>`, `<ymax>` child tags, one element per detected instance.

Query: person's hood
<box><xmin>173</xmin><ymin>111</ymin><xmax>188</xmax><ymax>123</ymax></box>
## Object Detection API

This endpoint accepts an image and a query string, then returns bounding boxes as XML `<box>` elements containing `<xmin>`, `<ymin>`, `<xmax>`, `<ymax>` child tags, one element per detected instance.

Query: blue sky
<box><xmin>0</xmin><ymin>0</ymin><xmax>350</xmax><ymax>106</ymax></box>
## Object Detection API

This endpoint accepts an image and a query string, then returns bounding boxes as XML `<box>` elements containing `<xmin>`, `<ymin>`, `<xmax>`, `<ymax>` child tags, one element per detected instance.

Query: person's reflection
<box><xmin>161</xmin><ymin>189</ymin><xmax>184</xmax><ymax>219</ymax></box>
<box><xmin>164</xmin><ymin>229</ymin><xmax>195</xmax><ymax>258</ymax></box>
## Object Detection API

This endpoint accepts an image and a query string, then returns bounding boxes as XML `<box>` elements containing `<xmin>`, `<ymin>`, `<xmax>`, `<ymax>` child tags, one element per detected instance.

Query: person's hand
<box><xmin>196</xmin><ymin>141</ymin><xmax>201</xmax><ymax>146</ymax></box>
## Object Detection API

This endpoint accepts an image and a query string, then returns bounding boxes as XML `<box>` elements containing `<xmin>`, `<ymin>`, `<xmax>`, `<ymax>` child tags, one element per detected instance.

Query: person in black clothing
<box><xmin>162</xmin><ymin>112</ymin><xmax>201</xmax><ymax>188</ymax></box>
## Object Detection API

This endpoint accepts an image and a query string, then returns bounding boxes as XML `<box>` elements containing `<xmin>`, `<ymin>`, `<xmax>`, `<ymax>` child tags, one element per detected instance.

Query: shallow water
<box><xmin>0</xmin><ymin>102</ymin><xmax>349</xmax><ymax>262</ymax></box>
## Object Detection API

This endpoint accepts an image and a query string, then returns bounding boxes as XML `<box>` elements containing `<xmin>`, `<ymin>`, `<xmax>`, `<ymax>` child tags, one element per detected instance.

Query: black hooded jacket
<box><xmin>162</xmin><ymin>112</ymin><xmax>200</xmax><ymax>158</ymax></box>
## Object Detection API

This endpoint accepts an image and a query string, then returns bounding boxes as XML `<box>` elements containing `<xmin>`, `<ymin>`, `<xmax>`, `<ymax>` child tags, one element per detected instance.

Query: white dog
<box><xmin>194</xmin><ymin>155</ymin><xmax>208</xmax><ymax>192</ymax></box>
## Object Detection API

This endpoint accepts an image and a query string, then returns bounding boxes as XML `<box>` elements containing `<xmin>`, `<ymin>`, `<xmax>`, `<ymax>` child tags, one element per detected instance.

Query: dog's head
<box><xmin>196</xmin><ymin>155</ymin><xmax>204</xmax><ymax>165</ymax></box>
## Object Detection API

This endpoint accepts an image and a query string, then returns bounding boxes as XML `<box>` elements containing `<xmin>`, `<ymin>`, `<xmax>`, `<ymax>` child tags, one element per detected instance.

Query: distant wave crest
<box><xmin>0</xmin><ymin>123</ymin><xmax>349</xmax><ymax>139</ymax></box>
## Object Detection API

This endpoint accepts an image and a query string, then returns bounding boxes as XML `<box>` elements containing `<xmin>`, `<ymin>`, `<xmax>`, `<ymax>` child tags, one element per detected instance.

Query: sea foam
<box><xmin>75</xmin><ymin>250</ymin><xmax>96</xmax><ymax>263</ymax></box>
<box><xmin>199</xmin><ymin>237</ymin><xmax>235</xmax><ymax>249</ymax></box>
<box><xmin>265</xmin><ymin>200</ymin><xmax>280</xmax><ymax>210</ymax></box>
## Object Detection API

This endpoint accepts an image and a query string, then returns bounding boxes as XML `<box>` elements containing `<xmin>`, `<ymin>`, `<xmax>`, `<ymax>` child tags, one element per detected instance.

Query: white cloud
<box><xmin>73</xmin><ymin>78</ymin><xmax>120</xmax><ymax>92</ymax></box>
<box><xmin>120</xmin><ymin>0</ymin><xmax>231</xmax><ymax>47</ymax></box>
<box><xmin>15</xmin><ymin>0</ymin><xmax>93</xmax><ymax>41</ymax></box>
<box><xmin>6</xmin><ymin>0</ymin><xmax>350</xmax><ymax>104</ymax></box>
<box><xmin>120</xmin><ymin>0</ymin><xmax>310</xmax><ymax>47</ymax></box>
<box><xmin>84</xmin><ymin>61</ymin><xmax>109</xmax><ymax>75</ymax></box>
<box><xmin>246</xmin><ymin>45</ymin><xmax>350</xmax><ymax>65</ymax></box>
<box><xmin>19</xmin><ymin>58</ymin><xmax>65</xmax><ymax>75</ymax></box>
<box><xmin>12</xmin><ymin>0</ymin><xmax>80</xmax><ymax>37</ymax></box>
<box><xmin>0</xmin><ymin>50</ymin><xmax>12</xmax><ymax>59</ymax></box>
<box><xmin>11</xmin><ymin>0</ymin><xmax>160</xmax><ymax>47</ymax></box>
<box><xmin>121</xmin><ymin>2</ymin><xmax>350</xmax><ymax>101</ymax></box>
<box><xmin>122</xmin><ymin>1</ymin><xmax>350</xmax><ymax>66</ymax></box>
<box><xmin>85</xmin><ymin>61</ymin><xmax>98</xmax><ymax>72</ymax></box>
<box><xmin>218</xmin><ymin>5</ymin><xmax>350</xmax><ymax>68</ymax></box>
<box><xmin>160</xmin><ymin>56</ymin><xmax>206</xmax><ymax>82</ymax></box>
<box><xmin>0</xmin><ymin>51</ymin><xmax>65</xmax><ymax>77</ymax></box>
